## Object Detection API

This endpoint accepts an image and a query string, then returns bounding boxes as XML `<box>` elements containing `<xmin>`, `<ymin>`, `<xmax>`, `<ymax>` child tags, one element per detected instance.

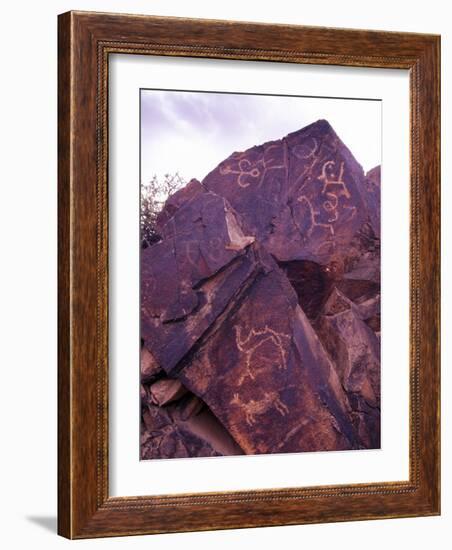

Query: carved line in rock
<box><xmin>219</xmin><ymin>143</ymin><xmax>287</xmax><ymax>188</ymax></box>
<box><xmin>234</xmin><ymin>324</ymin><xmax>291</xmax><ymax>385</ymax></box>
<box><xmin>140</xmin><ymin>119</ymin><xmax>381</xmax><ymax>459</ymax></box>
<box><xmin>295</xmin><ymin>158</ymin><xmax>358</xmax><ymax>248</ymax></box>
<box><xmin>291</xmin><ymin>137</ymin><xmax>320</xmax><ymax>191</ymax></box>
<box><xmin>319</xmin><ymin>160</ymin><xmax>351</xmax><ymax>198</ymax></box>
<box><xmin>231</xmin><ymin>391</ymin><xmax>290</xmax><ymax>428</ymax></box>
<box><xmin>297</xmin><ymin>195</ymin><xmax>335</xmax><ymax>238</ymax></box>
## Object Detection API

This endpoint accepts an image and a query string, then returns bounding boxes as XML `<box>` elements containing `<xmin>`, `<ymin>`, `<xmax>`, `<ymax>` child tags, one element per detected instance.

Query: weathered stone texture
<box><xmin>140</xmin><ymin>119</ymin><xmax>381</xmax><ymax>458</ymax></box>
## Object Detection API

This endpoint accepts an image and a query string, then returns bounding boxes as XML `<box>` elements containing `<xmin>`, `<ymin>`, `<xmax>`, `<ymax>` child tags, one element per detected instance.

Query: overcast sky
<box><xmin>141</xmin><ymin>89</ymin><xmax>381</xmax><ymax>187</ymax></box>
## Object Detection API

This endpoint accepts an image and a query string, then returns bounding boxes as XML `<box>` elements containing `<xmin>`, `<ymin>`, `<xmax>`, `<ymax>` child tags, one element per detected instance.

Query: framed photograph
<box><xmin>58</xmin><ymin>11</ymin><xmax>440</xmax><ymax>538</ymax></box>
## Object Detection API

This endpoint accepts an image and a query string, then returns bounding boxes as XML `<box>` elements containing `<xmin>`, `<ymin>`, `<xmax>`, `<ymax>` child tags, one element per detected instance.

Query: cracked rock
<box><xmin>140</xmin><ymin>119</ymin><xmax>381</xmax><ymax>458</ymax></box>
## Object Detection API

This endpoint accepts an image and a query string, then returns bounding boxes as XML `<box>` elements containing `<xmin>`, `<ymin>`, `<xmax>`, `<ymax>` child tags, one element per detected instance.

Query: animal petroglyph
<box><xmin>231</xmin><ymin>391</ymin><xmax>289</xmax><ymax>427</ymax></box>
<box><xmin>141</xmin><ymin>119</ymin><xmax>381</xmax><ymax>459</ymax></box>
<box><xmin>234</xmin><ymin>325</ymin><xmax>291</xmax><ymax>384</ymax></box>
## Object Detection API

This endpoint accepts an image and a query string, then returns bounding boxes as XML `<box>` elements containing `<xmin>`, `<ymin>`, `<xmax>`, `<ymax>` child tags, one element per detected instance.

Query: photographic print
<box><xmin>140</xmin><ymin>90</ymin><xmax>381</xmax><ymax>460</ymax></box>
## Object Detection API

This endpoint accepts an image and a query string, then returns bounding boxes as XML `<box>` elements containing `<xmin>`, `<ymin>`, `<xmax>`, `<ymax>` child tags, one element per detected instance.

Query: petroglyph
<box><xmin>263</xmin><ymin>143</ymin><xmax>286</xmax><ymax>170</ymax></box>
<box><xmin>142</xmin><ymin>119</ymin><xmax>381</xmax><ymax>459</ymax></box>
<box><xmin>220</xmin><ymin>143</ymin><xmax>286</xmax><ymax>189</ymax></box>
<box><xmin>319</xmin><ymin>160</ymin><xmax>351</xmax><ymax>199</ymax></box>
<box><xmin>234</xmin><ymin>325</ymin><xmax>291</xmax><ymax>384</ymax></box>
<box><xmin>291</xmin><ymin>137</ymin><xmax>318</xmax><ymax>161</ymax></box>
<box><xmin>296</xmin><ymin>160</ymin><xmax>354</xmax><ymax>234</ymax></box>
<box><xmin>291</xmin><ymin>137</ymin><xmax>320</xmax><ymax>190</ymax></box>
<box><xmin>297</xmin><ymin>195</ymin><xmax>335</xmax><ymax>238</ymax></box>
<box><xmin>231</xmin><ymin>391</ymin><xmax>289</xmax><ymax>427</ymax></box>
<box><xmin>323</xmin><ymin>192</ymin><xmax>340</xmax><ymax>223</ymax></box>
<box><xmin>323</xmin><ymin>192</ymin><xmax>338</xmax><ymax>211</ymax></box>
<box><xmin>220</xmin><ymin>158</ymin><xmax>262</xmax><ymax>187</ymax></box>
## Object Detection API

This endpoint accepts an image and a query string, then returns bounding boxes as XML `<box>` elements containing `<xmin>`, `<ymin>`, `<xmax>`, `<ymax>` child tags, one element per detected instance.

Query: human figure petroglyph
<box><xmin>231</xmin><ymin>391</ymin><xmax>289</xmax><ymax>427</ymax></box>
<box><xmin>296</xmin><ymin>160</ymin><xmax>354</xmax><ymax>236</ymax></box>
<box><xmin>234</xmin><ymin>325</ymin><xmax>291</xmax><ymax>384</ymax></box>
<box><xmin>319</xmin><ymin>160</ymin><xmax>351</xmax><ymax>199</ymax></box>
<box><xmin>297</xmin><ymin>195</ymin><xmax>335</xmax><ymax>238</ymax></box>
<box><xmin>318</xmin><ymin>160</ymin><xmax>359</xmax><ymax>225</ymax></box>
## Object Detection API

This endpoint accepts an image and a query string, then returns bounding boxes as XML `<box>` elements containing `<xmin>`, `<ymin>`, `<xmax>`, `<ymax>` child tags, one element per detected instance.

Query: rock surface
<box><xmin>203</xmin><ymin>119</ymin><xmax>379</xmax><ymax>268</ymax></box>
<box><xmin>177</xmin><ymin>245</ymin><xmax>359</xmax><ymax>454</ymax></box>
<box><xmin>315</xmin><ymin>288</ymin><xmax>381</xmax><ymax>448</ymax></box>
<box><xmin>141</xmin><ymin>383</ymin><xmax>244</xmax><ymax>459</ymax></box>
<box><xmin>140</xmin><ymin>119</ymin><xmax>381</xmax><ymax>458</ymax></box>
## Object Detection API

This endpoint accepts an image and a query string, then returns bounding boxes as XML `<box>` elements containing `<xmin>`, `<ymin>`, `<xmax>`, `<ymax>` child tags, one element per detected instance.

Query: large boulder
<box><xmin>140</xmin><ymin>119</ymin><xmax>381</xmax><ymax>458</ymax></box>
<box><xmin>177</xmin><ymin>250</ymin><xmax>362</xmax><ymax>454</ymax></box>
<box><xmin>202</xmin><ymin>119</ymin><xmax>380</xmax><ymax>268</ymax></box>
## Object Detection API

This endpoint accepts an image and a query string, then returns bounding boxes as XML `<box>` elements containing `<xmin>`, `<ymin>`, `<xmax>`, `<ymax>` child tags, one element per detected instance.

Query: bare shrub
<box><xmin>141</xmin><ymin>172</ymin><xmax>186</xmax><ymax>248</ymax></box>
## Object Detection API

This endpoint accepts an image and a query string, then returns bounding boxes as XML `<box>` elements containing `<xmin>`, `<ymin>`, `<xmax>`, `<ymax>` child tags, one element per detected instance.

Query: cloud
<box><xmin>140</xmin><ymin>89</ymin><xmax>381</xmax><ymax>185</ymax></box>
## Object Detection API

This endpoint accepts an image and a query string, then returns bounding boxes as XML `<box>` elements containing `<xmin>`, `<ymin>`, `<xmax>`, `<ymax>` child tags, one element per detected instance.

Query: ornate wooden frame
<box><xmin>58</xmin><ymin>10</ymin><xmax>440</xmax><ymax>538</ymax></box>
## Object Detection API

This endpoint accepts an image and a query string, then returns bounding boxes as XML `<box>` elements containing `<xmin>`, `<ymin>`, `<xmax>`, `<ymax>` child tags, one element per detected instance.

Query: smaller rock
<box><xmin>149</xmin><ymin>378</ymin><xmax>188</xmax><ymax>406</ymax></box>
<box><xmin>140</xmin><ymin>397</ymin><xmax>243</xmax><ymax>459</ymax></box>
<box><xmin>140</xmin><ymin>384</ymin><xmax>148</xmax><ymax>405</ymax></box>
<box><xmin>316</xmin><ymin>287</ymin><xmax>380</xmax><ymax>448</ymax></box>
<box><xmin>172</xmin><ymin>394</ymin><xmax>205</xmax><ymax>421</ymax></box>
<box><xmin>179</xmin><ymin>406</ymin><xmax>244</xmax><ymax>456</ymax></box>
<box><xmin>141</xmin><ymin>346</ymin><xmax>161</xmax><ymax>382</ymax></box>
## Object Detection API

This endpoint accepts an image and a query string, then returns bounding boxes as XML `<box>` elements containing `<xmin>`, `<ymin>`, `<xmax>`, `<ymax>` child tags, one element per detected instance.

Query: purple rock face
<box><xmin>155</xmin><ymin>178</ymin><xmax>204</xmax><ymax>233</ymax></box>
<box><xmin>177</xmin><ymin>246</ymin><xmax>359</xmax><ymax>455</ymax></box>
<box><xmin>315</xmin><ymin>288</ymin><xmax>381</xmax><ymax>448</ymax></box>
<box><xmin>203</xmin><ymin>120</ymin><xmax>379</xmax><ymax>267</ymax></box>
<box><xmin>140</xmin><ymin>119</ymin><xmax>381</xmax><ymax>459</ymax></box>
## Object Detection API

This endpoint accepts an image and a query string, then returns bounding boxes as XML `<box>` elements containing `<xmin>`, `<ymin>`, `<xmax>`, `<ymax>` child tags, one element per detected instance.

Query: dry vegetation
<box><xmin>140</xmin><ymin>172</ymin><xmax>186</xmax><ymax>248</ymax></box>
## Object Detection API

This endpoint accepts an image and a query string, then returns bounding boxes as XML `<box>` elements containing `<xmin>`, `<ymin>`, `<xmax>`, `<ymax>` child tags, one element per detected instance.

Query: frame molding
<box><xmin>58</xmin><ymin>10</ymin><xmax>440</xmax><ymax>538</ymax></box>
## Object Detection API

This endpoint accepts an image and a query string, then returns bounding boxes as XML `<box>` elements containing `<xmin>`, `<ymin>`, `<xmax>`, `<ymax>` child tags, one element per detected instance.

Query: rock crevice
<box><xmin>141</xmin><ymin>119</ymin><xmax>381</xmax><ymax>458</ymax></box>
